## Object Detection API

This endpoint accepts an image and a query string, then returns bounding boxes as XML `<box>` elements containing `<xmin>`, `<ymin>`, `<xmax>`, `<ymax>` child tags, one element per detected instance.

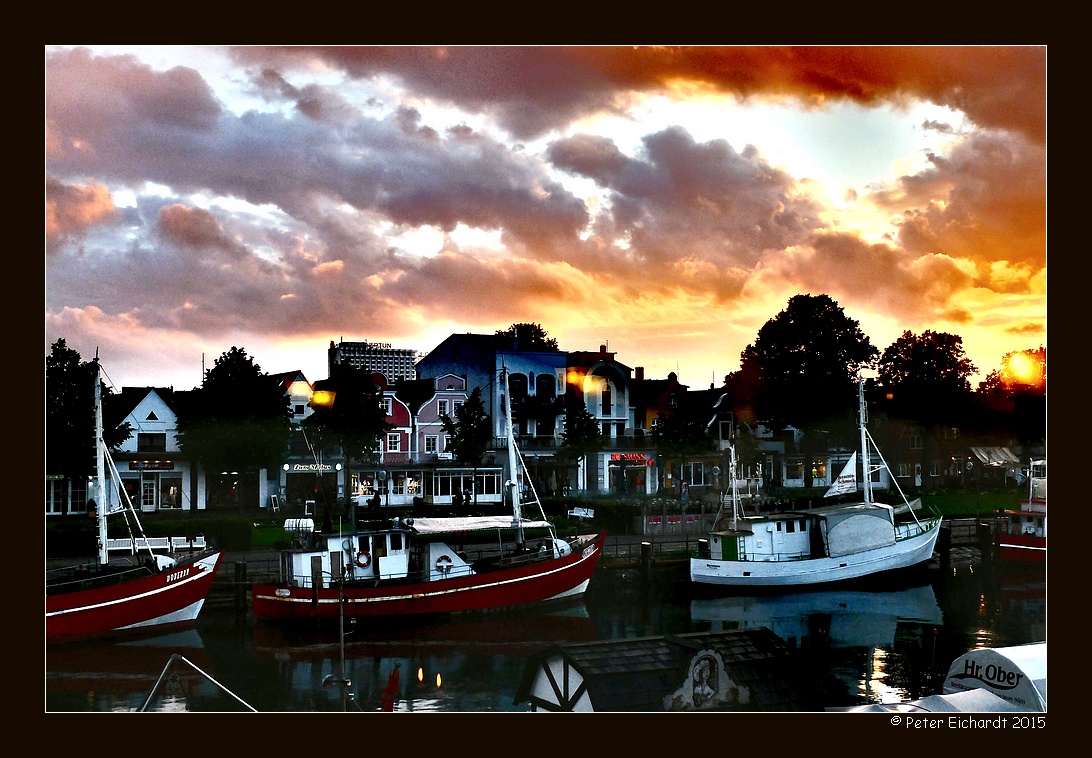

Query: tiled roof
<box><xmin>514</xmin><ymin>628</ymin><xmax>819</xmax><ymax>712</ymax></box>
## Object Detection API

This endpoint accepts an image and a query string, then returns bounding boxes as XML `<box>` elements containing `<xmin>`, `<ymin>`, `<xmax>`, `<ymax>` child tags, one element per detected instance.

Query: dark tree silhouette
<box><xmin>304</xmin><ymin>363</ymin><xmax>391</xmax><ymax>465</ymax></box>
<box><xmin>740</xmin><ymin>294</ymin><xmax>878</xmax><ymax>487</ymax></box>
<box><xmin>495</xmin><ymin>322</ymin><xmax>560</xmax><ymax>351</ymax></box>
<box><xmin>47</xmin><ymin>339</ymin><xmax>132</xmax><ymax>479</ymax></box>
<box><xmin>556</xmin><ymin>392</ymin><xmax>603</xmax><ymax>484</ymax></box>
<box><xmin>176</xmin><ymin>347</ymin><xmax>292</xmax><ymax>510</ymax></box>
<box><xmin>441</xmin><ymin>387</ymin><xmax>492</xmax><ymax>509</ymax></box>
<box><xmin>877</xmin><ymin>330</ymin><xmax>976</xmax><ymax>425</ymax></box>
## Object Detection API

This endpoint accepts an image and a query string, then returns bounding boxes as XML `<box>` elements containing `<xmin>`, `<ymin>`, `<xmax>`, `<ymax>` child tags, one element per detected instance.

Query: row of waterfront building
<box><xmin>47</xmin><ymin>334</ymin><xmax>1029</xmax><ymax>519</ymax></box>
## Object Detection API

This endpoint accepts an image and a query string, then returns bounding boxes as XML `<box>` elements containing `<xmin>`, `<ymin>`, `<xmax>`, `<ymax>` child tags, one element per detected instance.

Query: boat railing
<box><xmin>894</xmin><ymin>516</ymin><xmax>941</xmax><ymax>542</ymax></box>
<box><xmin>45</xmin><ymin>563</ymin><xmax>156</xmax><ymax>593</ymax></box>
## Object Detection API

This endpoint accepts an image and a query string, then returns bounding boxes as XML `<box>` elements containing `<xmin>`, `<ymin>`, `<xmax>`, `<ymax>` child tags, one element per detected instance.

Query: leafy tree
<box><xmin>46</xmin><ymin>339</ymin><xmax>132</xmax><ymax>479</ymax></box>
<box><xmin>441</xmin><ymin>387</ymin><xmax>492</xmax><ymax>508</ymax></box>
<box><xmin>303</xmin><ymin>364</ymin><xmax>391</xmax><ymax>464</ymax></box>
<box><xmin>176</xmin><ymin>347</ymin><xmax>292</xmax><ymax>510</ymax></box>
<box><xmin>877</xmin><ymin>330</ymin><xmax>976</xmax><ymax>425</ymax></box>
<box><xmin>495</xmin><ymin>322</ymin><xmax>559</xmax><ymax>351</ymax></box>
<box><xmin>555</xmin><ymin>392</ymin><xmax>603</xmax><ymax>486</ymax></box>
<box><xmin>303</xmin><ymin>363</ymin><xmax>391</xmax><ymax>525</ymax></box>
<box><xmin>740</xmin><ymin>294</ymin><xmax>878</xmax><ymax>487</ymax></box>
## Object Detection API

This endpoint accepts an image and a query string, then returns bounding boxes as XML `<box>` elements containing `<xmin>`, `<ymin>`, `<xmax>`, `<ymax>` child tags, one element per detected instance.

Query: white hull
<box><xmin>690</xmin><ymin>518</ymin><xmax>941</xmax><ymax>587</ymax></box>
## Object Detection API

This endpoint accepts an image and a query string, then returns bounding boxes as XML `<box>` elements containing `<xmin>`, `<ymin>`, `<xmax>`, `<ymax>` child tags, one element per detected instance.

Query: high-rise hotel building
<box><xmin>328</xmin><ymin>339</ymin><xmax>420</xmax><ymax>382</ymax></box>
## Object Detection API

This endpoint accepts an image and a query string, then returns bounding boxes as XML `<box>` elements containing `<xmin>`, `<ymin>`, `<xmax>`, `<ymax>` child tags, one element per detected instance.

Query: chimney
<box><xmin>635</xmin><ymin>366</ymin><xmax>644</xmax><ymax>381</ymax></box>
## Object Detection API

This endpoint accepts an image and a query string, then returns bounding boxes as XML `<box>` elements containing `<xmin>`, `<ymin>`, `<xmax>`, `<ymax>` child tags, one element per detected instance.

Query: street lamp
<box><xmin>378</xmin><ymin>470</ymin><xmax>389</xmax><ymax>509</ymax></box>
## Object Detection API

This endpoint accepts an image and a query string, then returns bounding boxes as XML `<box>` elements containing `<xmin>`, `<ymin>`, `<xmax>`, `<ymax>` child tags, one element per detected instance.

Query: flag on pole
<box><xmin>824</xmin><ymin>452</ymin><xmax>857</xmax><ymax>498</ymax></box>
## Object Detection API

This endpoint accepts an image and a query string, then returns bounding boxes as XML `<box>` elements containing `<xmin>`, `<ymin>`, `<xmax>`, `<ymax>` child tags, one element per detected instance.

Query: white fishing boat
<box><xmin>690</xmin><ymin>377</ymin><xmax>942</xmax><ymax>589</ymax></box>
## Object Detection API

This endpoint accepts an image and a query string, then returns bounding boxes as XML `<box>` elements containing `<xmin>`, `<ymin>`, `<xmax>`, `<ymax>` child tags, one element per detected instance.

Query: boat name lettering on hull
<box><xmin>951</xmin><ymin>659</ymin><xmax>1025</xmax><ymax>691</ymax></box>
<box><xmin>166</xmin><ymin>568</ymin><xmax>189</xmax><ymax>583</ymax></box>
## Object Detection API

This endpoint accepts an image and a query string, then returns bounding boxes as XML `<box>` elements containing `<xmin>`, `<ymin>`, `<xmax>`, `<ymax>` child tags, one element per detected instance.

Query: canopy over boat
<box><xmin>410</xmin><ymin>516</ymin><xmax>553</xmax><ymax>535</ymax></box>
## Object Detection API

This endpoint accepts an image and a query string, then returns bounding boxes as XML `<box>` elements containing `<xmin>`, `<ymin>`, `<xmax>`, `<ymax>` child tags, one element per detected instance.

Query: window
<box><xmin>930</xmin><ymin>462</ymin><xmax>940</xmax><ymax>477</ymax></box>
<box><xmin>294</xmin><ymin>404</ymin><xmax>305</xmax><ymax>415</ymax></box>
<box><xmin>509</xmin><ymin>373</ymin><xmax>528</xmax><ymax>400</ymax></box>
<box><xmin>382</xmin><ymin>397</ymin><xmax>392</xmax><ymax>416</ymax></box>
<box><xmin>386</xmin><ymin>433</ymin><xmax>400</xmax><ymax>452</ymax></box>
<box><xmin>438</xmin><ymin>400</ymin><xmax>448</xmax><ymax>418</ymax></box>
<box><xmin>160</xmin><ymin>476</ymin><xmax>182</xmax><ymax>509</ymax></box>
<box><xmin>787</xmin><ymin>520</ymin><xmax>795</xmax><ymax>533</ymax></box>
<box><xmin>137</xmin><ymin>433</ymin><xmax>167</xmax><ymax>453</ymax></box>
<box><xmin>536</xmin><ymin>373</ymin><xmax>556</xmax><ymax>398</ymax></box>
<box><xmin>601</xmin><ymin>383</ymin><xmax>612</xmax><ymax>416</ymax></box>
<box><xmin>897</xmin><ymin>463</ymin><xmax>913</xmax><ymax>478</ymax></box>
<box><xmin>910</xmin><ymin>434</ymin><xmax>923</xmax><ymax>450</ymax></box>
<box><xmin>683</xmin><ymin>461</ymin><xmax>706</xmax><ymax>486</ymax></box>
<box><xmin>453</xmin><ymin>401</ymin><xmax>463</xmax><ymax>417</ymax></box>
<box><xmin>787</xmin><ymin>460</ymin><xmax>804</xmax><ymax>480</ymax></box>
<box><xmin>425</xmin><ymin>436</ymin><xmax>438</xmax><ymax>454</ymax></box>
<box><xmin>811</xmin><ymin>459</ymin><xmax>827</xmax><ymax>480</ymax></box>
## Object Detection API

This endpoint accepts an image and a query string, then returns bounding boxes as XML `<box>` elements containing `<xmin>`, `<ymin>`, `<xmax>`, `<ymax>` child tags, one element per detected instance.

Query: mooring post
<box><xmin>977</xmin><ymin>521</ymin><xmax>993</xmax><ymax>570</ymax></box>
<box><xmin>234</xmin><ymin>561</ymin><xmax>247</xmax><ymax>613</ymax></box>
<box><xmin>640</xmin><ymin>541</ymin><xmax>652</xmax><ymax>588</ymax></box>
<box><xmin>938</xmin><ymin>525</ymin><xmax>951</xmax><ymax>579</ymax></box>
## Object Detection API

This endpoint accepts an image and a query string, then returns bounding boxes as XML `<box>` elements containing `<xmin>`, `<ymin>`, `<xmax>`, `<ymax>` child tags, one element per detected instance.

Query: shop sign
<box><xmin>129</xmin><ymin>461</ymin><xmax>175</xmax><ymax>471</ymax></box>
<box><xmin>285</xmin><ymin>462</ymin><xmax>334</xmax><ymax>472</ymax></box>
<box><xmin>610</xmin><ymin>453</ymin><xmax>647</xmax><ymax>462</ymax></box>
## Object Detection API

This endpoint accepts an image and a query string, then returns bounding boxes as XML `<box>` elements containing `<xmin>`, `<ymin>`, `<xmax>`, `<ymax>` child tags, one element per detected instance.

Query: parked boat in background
<box><xmin>251</xmin><ymin>366</ymin><xmax>606</xmax><ymax>623</ymax></box>
<box><xmin>46</xmin><ymin>360</ymin><xmax>224</xmax><ymax>644</ymax></box>
<box><xmin>690</xmin><ymin>377</ymin><xmax>942</xmax><ymax>589</ymax></box>
<box><xmin>996</xmin><ymin>459</ymin><xmax>1046</xmax><ymax>566</ymax></box>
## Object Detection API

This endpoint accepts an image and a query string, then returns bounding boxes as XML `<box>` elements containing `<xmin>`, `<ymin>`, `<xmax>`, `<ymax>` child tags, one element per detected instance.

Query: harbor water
<box><xmin>45</xmin><ymin>556</ymin><xmax>1045</xmax><ymax>713</ymax></box>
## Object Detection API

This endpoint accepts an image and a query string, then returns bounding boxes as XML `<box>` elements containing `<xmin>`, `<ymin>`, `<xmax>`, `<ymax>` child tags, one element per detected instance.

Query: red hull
<box><xmin>252</xmin><ymin>533</ymin><xmax>605</xmax><ymax>621</ymax></box>
<box><xmin>998</xmin><ymin>533</ymin><xmax>1046</xmax><ymax>564</ymax></box>
<box><xmin>46</xmin><ymin>552</ymin><xmax>223</xmax><ymax>643</ymax></box>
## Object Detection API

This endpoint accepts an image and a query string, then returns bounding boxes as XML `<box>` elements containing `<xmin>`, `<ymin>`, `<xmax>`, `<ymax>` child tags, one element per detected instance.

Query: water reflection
<box><xmin>45</xmin><ymin>567</ymin><xmax>1045</xmax><ymax>712</ymax></box>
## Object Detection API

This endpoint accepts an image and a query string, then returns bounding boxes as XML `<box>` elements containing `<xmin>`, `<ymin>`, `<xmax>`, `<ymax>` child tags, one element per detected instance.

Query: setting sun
<box><xmin>1001</xmin><ymin>348</ymin><xmax>1045</xmax><ymax>390</ymax></box>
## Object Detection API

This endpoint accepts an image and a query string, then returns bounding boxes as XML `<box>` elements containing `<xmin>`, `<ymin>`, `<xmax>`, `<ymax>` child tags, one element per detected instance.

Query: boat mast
<box><xmin>502</xmin><ymin>366</ymin><xmax>524</xmax><ymax>547</ymax></box>
<box><xmin>93</xmin><ymin>359</ymin><xmax>108</xmax><ymax>565</ymax></box>
<box><xmin>729</xmin><ymin>442</ymin><xmax>740</xmax><ymax>531</ymax></box>
<box><xmin>859</xmin><ymin>376</ymin><xmax>872</xmax><ymax>507</ymax></box>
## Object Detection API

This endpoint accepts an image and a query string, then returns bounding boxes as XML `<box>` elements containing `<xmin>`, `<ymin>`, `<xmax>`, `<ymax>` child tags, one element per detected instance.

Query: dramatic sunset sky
<box><xmin>45</xmin><ymin>46</ymin><xmax>1046</xmax><ymax>392</ymax></box>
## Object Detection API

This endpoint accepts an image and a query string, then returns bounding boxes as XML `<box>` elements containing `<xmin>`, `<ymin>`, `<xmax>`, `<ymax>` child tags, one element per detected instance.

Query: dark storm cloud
<box><xmin>229</xmin><ymin>46</ymin><xmax>1046</xmax><ymax>144</ymax></box>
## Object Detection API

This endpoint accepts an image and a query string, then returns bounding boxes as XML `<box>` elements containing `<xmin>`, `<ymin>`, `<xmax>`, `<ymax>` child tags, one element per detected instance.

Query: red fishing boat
<box><xmin>46</xmin><ymin>361</ymin><xmax>224</xmax><ymax>643</ymax></box>
<box><xmin>252</xmin><ymin>367</ymin><xmax>605</xmax><ymax>622</ymax></box>
<box><xmin>996</xmin><ymin>459</ymin><xmax>1046</xmax><ymax>565</ymax></box>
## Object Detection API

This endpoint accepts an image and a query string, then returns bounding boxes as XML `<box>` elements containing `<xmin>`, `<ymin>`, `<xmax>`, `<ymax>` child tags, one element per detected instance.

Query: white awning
<box><xmin>970</xmin><ymin>446</ymin><xmax>1021</xmax><ymax>466</ymax></box>
<box><xmin>410</xmin><ymin>516</ymin><xmax>553</xmax><ymax>535</ymax></box>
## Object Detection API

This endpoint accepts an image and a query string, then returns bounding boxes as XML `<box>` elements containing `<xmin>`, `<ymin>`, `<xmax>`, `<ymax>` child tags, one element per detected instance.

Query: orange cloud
<box><xmin>45</xmin><ymin>176</ymin><xmax>116</xmax><ymax>253</ymax></box>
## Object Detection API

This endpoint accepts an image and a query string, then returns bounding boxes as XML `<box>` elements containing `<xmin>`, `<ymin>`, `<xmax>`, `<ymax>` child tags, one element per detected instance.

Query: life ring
<box><xmin>435</xmin><ymin>554</ymin><xmax>453</xmax><ymax>574</ymax></box>
<box><xmin>355</xmin><ymin>551</ymin><xmax>371</xmax><ymax>568</ymax></box>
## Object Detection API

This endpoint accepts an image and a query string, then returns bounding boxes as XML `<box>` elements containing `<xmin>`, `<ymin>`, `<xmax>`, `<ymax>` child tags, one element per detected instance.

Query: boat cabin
<box><xmin>279</xmin><ymin>519</ymin><xmax>483</xmax><ymax>590</ymax></box>
<box><xmin>705</xmin><ymin>504</ymin><xmax>897</xmax><ymax>562</ymax></box>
